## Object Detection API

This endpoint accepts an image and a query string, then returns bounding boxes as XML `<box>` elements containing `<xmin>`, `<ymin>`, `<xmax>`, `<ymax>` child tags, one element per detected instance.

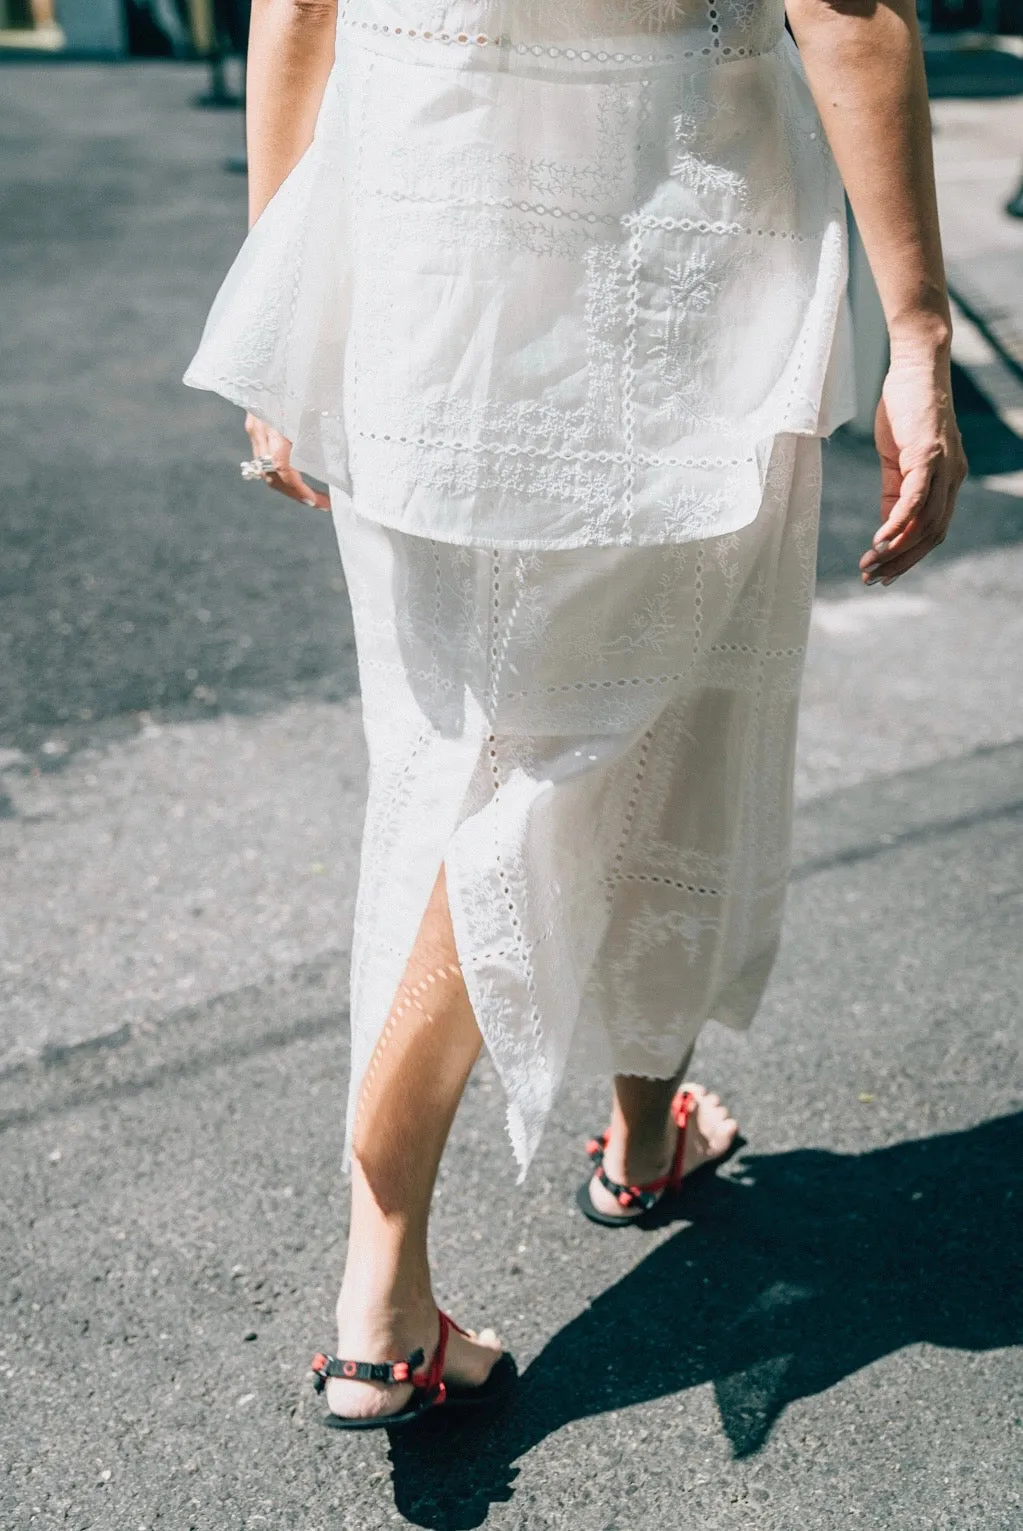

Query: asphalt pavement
<box><xmin>0</xmin><ymin>61</ymin><xmax>1021</xmax><ymax>1531</ymax></box>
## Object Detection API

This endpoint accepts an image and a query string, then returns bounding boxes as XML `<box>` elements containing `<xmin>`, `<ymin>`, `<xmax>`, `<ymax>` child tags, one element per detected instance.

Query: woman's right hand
<box><xmin>245</xmin><ymin>412</ymin><xmax>331</xmax><ymax>511</ymax></box>
<box><xmin>860</xmin><ymin>346</ymin><xmax>967</xmax><ymax>587</ymax></box>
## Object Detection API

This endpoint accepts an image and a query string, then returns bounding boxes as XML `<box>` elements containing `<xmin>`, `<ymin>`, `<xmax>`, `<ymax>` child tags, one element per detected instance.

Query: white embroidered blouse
<box><xmin>184</xmin><ymin>0</ymin><xmax>855</xmax><ymax>548</ymax></box>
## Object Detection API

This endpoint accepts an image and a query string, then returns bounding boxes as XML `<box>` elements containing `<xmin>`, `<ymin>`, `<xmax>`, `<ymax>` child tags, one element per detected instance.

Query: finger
<box><xmin>275</xmin><ymin>468</ymin><xmax>330</xmax><ymax>509</ymax></box>
<box><xmin>266</xmin><ymin>467</ymin><xmax>330</xmax><ymax>510</ymax></box>
<box><xmin>860</xmin><ymin>514</ymin><xmax>928</xmax><ymax>577</ymax></box>
<box><xmin>881</xmin><ymin>461</ymin><xmax>951</xmax><ymax>557</ymax></box>
<box><xmin>879</xmin><ymin>537</ymin><xmax>942</xmax><ymax>584</ymax></box>
<box><xmin>862</xmin><ymin>513</ymin><xmax>932</xmax><ymax>574</ymax></box>
<box><xmin>863</xmin><ymin>460</ymin><xmax>952</xmax><ymax>577</ymax></box>
<box><xmin>863</xmin><ymin>527</ymin><xmax>946</xmax><ymax>585</ymax></box>
<box><xmin>295</xmin><ymin>474</ymin><xmax>331</xmax><ymax>510</ymax></box>
<box><xmin>245</xmin><ymin>415</ymin><xmax>272</xmax><ymax>457</ymax></box>
<box><xmin>862</xmin><ymin>527</ymin><xmax>935</xmax><ymax>582</ymax></box>
<box><xmin>872</xmin><ymin>460</ymin><xmax>935</xmax><ymax>553</ymax></box>
<box><xmin>264</xmin><ymin>467</ymin><xmax>310</xmax><ymax>503</ymax></box>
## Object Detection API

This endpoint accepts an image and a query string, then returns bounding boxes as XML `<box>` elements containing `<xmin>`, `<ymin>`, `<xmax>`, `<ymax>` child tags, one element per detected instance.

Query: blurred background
<box><xmin>1</xmin><ymin>9</ymin><xmax>1021</xmax><ymax>1531</ymax></box>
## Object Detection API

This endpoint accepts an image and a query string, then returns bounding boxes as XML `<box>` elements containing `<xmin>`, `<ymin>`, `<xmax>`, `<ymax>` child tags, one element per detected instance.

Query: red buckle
<box><xmin>391</xmin><ymin>1361</ymin><xmax>410</xmax><ymax>1382</ymax></box>
<box><xmin>310</xmin><ymin>1352</ymin><xmax>327</xmax><ymax>1373</ymax></box>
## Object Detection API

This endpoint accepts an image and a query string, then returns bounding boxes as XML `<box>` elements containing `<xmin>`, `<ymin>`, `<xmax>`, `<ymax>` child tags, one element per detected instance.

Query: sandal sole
<box><xmin>321</xmin><ymin>1350</ymin><xmax>517</xmax><ymax>1431</ymax></box>
<box><xmin>576</xmin><ymin>1133</ymin><xmax>746</xmax><ymax>1227</ymax></box>
<box><xmin>575</xmin><ymin>1177</ymin><xmax>662</xmax><ymax>1227</ymax></box>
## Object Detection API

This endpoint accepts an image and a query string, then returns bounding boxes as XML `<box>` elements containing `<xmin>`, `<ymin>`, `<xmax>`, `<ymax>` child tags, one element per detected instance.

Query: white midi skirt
<box><xmin>334</xmin><ymin>433</ymin><xmax>821</xmax><ymax>1177</ymax></box>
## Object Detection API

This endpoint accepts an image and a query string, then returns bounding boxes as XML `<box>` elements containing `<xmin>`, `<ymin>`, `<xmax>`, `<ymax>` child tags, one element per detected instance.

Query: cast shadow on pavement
<box><xmin>383</xmin><ymin>1110</ymin><xmax>1021</xmax><ymax>1530</ymax></box>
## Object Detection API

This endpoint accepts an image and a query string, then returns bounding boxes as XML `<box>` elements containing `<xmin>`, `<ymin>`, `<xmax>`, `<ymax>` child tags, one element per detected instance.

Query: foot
<box><xmin>587</xmin><ymin>1082</ymin><xmax>738</xmax><ymax>1220</ymax></box>
<box><xmin>325</xmin><ymin>1297</ymin><xmax>504</xmax><ymax>1421</ymax></box>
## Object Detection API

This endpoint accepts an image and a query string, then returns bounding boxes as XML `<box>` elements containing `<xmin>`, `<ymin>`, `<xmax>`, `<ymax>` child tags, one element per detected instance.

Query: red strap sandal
<box><xmin>576</xmin><ymin>1087</ymin><xmax>698</xmax><ymax>1227</ymax></box>
<box><xmin>311</xmin><ymin>1309</ymin><xmax>516</xmax><ymax>1431</ymax></box>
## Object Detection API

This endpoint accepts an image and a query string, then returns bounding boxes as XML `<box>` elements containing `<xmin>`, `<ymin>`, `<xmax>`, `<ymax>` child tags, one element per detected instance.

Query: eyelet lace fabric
<box><xmin>334</xmin><ymin>434</ymin><xmax>821</xmax><ymax>1177</ymax></box>
<box><xmin>184</xmin><ymin>0</ymin><xmax>853</xmax><ymax>548</ymax></box>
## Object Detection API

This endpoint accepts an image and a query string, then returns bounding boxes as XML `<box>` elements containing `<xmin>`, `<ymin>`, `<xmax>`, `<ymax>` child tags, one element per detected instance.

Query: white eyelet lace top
<box><xmin>184</xmin><ymin>0</ymin><xmax>855</xmax><ymax>548</ymax></box>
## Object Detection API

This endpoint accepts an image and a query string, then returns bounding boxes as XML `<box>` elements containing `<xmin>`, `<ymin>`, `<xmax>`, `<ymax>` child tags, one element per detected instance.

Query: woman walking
<box><xmin>186</xmin><ymin>0</ymin><xmax>965</xmax><ymax>1427</ymax></box>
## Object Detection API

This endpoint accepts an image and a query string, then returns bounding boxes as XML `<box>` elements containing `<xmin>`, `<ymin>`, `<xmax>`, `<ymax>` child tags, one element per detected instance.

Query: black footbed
<box><xmin>575</xmin><ymin>1176</ymin><xmax>654</xmax><ymax>1227</ymax></box>
<box><xmin>576</xmin><ymin>1133</ymin><xmax>746</xmax><ymax>1228</ymax></box>
<box><xmin>321</xmin><ymin>1350</ymin><xmax>517</xmax><ymax>1431</ymax></box>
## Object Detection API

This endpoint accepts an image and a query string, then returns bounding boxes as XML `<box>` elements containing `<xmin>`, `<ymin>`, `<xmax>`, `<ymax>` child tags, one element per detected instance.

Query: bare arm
<box><xmin>243</xmin><ymin>0</ymin><xmax>338</xmax><ymax>507</ymax></box>
<box><xmin>247</xmin><ymin>0</ymin><xmax>337</xmax><ymax>227</ymax></box>
<box><xmin>785</xmin><ymin>0</ymin><xmax>967</xmax><ymax>585</ymax></box>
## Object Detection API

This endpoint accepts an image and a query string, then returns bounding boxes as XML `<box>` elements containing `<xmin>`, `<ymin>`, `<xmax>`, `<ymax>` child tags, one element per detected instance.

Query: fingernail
<box><xmin>304</xmin><ymin>498</ymin><xmax>318</xmax><ymax>508</ymax></box>
<box><xmin>873</xmin><ymin>539</ymin><xmax>890</xmax><ymax>554</ymax></box>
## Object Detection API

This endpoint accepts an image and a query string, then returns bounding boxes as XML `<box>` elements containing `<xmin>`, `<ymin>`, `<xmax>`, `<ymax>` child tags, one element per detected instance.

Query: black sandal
<box><xmin>576</xmin><ymin>1086</ymin><xmax>697</xmax><ymax>1227</ymax></box>
<box><xmin>577</xmin><ymin>1086</ymin><xmax>743</xmax><ymax>1226</ymax></box>
<box><xmin>311</xmin><ymin>1308</ymin><xmax>516</xmax><ymax>1430</ymax></box>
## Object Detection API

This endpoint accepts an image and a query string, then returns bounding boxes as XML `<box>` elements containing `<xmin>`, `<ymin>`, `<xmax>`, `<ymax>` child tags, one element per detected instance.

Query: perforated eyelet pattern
<box><xmin>328</xmin><ymin>435</ymin><xmax>825</xmax><ymax>1178</ymax></box>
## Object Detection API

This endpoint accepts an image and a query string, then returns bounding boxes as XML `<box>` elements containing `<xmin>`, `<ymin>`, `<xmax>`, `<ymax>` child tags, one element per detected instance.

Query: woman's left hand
<box><xmin>859</xmin><ymin>348</ymin><xmax>967</xmax><ymax>587</ymax></box>
<box><xmin>244</xmin><ymin>413</ymin><xmax>331</xmax><ymax>510</ymax></box>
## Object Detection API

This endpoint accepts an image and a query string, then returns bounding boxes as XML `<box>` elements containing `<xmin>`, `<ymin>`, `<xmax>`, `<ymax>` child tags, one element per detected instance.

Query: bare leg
<box><xmin>327</xmin><ymin>866</ymin><xmax>503</xmax><ymax>1420</ymax></box>
<box><xmin>588</xmin><ymin>1049</ymin><xmax>739</xmax><ymax>1219</ymax></box>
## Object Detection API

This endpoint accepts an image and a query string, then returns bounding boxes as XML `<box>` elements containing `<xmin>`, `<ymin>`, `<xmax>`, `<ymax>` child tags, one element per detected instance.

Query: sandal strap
<box><xmin>665</xmin><ymin>1088</ymin><xmax>694</xmax><ymax>1193</ymax></box>
<box><xmin>311</xmin><ymin>1309</ymin><xmax>466</xmax><ymax>1401</ymax></box>
<box><xmin>410</xmin><ymin>1310</ymin><xmax>459</xmax><ymax>1406</ymax></box>
<box><xmin>310</xmin><ymin>1344</ymin><xmax>426</xmax><ymax>1393</ymax></box>
<box><xmin>586</xmin><ymin>1088</ymin><xmax>696</xmax><ymax>1211</ymax></box>
<box><xmin>591</xmin><ymin>1159</ymin><xmax>663</xmax><ymax>1211</ymax></box>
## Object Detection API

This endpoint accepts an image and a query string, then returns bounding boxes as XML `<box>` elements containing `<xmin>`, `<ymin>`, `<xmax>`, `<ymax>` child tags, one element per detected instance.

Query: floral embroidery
<box><xmin>670</xmin><ymin>152</ymin><xmax>748</xmax><ymax>202</ymax></box>
<box><xmin>330</xmin><ymin>435</ymin><xmax>823</xmax><ymax>1174</ymax></box>
<box><xmin>184</xmin><ymin>0</ymin><xmax>853</xmax><ymax>551</ymax></box>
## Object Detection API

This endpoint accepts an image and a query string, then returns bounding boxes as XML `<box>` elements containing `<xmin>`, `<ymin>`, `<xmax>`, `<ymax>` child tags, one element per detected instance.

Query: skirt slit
<box><xmin>333</xmin><ymin>435</ymin><xmax>823</xmax><ymax>1179</ymax></box>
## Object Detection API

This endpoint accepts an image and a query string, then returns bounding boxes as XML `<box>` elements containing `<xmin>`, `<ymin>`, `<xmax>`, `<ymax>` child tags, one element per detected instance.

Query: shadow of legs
<box><xmin>384</xmin><ymin>1112</ymin><xmax>1022</xmax><ymax>1526</ymax></box>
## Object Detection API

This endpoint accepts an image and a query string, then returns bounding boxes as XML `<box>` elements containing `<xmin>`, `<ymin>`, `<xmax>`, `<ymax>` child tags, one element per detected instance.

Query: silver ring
<box><xmin>240</xmin><ymin>455</ymin><xmax>276</xmax><ymax>482</ymax></box>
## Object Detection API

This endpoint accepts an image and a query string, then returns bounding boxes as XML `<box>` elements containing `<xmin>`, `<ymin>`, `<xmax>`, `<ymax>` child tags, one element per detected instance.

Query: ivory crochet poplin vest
<box><xmin>185</xmin><ymin>0</ymin><xmax>855</xmax><ymax>548</ymax></box>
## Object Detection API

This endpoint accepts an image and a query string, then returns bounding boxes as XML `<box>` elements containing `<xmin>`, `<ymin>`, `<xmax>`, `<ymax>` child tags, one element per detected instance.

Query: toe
<box><xmin>680</xmin><ymin>1083</ymin><xmax>739</xmax><ymax>1172</ymax></box>
<box><xmin>714</xmin><ymin>1117</ymin><xmax>739</xmax><ymax>1153</ymax></box>
<box><xmin>446</xmin><ymin>1322</ymin><xmax>506</xmax><ymax>1387</ymax></box>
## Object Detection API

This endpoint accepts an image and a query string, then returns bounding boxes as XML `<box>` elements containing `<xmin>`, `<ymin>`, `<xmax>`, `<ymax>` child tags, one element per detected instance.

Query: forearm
<box><xmin>246</xmin><ymin>0</ymin><xmax>337</xmax><ymax>227</ymax></box>
<box><xmin>785</xmin><ymin>0</ymin><xmax>951</xmax><ymax>360</ymax></box>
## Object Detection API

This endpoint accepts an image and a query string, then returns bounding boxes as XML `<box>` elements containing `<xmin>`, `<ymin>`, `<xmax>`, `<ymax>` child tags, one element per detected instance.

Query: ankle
<box><xmin>338</xmin><ymin>1274</ymin><xmax>433</xmax><ymax>1308</ymax></box>
<box><xmin>338</xmin><ymin>1258</ymin><xmax>433</xmax><ymax>1311</ymax></box>
<box><xmin>342</xmin><ymin>1208</ymin><xmax>432</xmax><ymax>1312</ymax></box>
<box><xmin>337</xmin><ymin>1239</ymin><xmax>433</xmax><ymax>1314</ymax></box>
<box><xmin>603</xmin><ymin>1108</ymin><xmax>677</xmax><ymax>1176</ymax></box>
<box><xmin>614</xmin><ymin>1101</ymin><xmax>676</xmax><ymax>1144</ymax></box>
<box><xmin>335</xmin><ymin>1295</ymin><xmax>438</xmax><ymax>1372</ymax></box>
